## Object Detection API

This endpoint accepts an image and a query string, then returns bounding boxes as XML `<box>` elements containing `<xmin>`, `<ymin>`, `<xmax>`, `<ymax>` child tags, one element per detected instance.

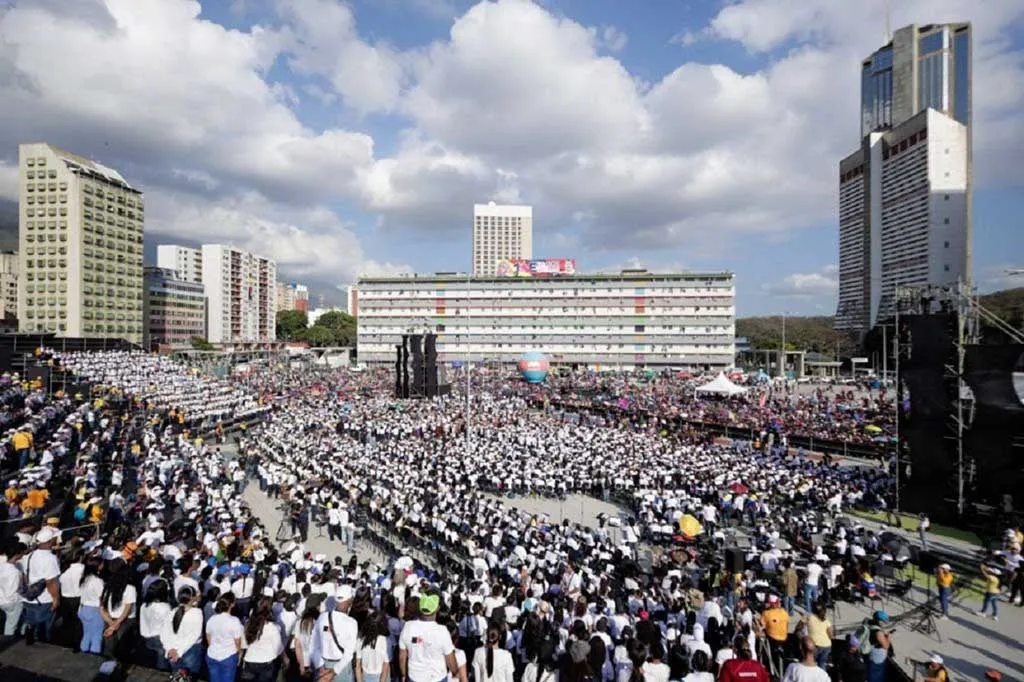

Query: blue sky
<box><xmin>1</xmin><ymin>0</ymin><xmax>1023</xmax><ymax>314</ymax></box>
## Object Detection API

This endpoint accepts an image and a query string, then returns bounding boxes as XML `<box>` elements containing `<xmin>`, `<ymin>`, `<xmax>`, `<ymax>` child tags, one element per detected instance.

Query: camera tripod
<box><xmin>906</xmin><ymin>570</ymin><xmax>942</xmax><ymax>641</ymax></box>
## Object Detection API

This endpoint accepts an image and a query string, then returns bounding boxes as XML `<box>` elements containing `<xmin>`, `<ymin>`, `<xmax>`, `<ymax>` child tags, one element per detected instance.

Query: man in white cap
<box><xmin>19</xmin><ymin>526</ymin><xmax>61</xmax><ymax>644</ymax></box>
<box><xmin>311</xmin><ymin>583</ymin><xmax>358</xmax><ymax>681</ymax></box>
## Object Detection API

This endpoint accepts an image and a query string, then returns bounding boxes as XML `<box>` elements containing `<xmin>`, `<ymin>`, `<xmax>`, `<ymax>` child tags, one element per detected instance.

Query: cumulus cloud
<box><xmin>2</xmin><ymin>0</ymin><xmax>1022</xmax><ymax>298</ymax></box>
<box><xmin>762</xmin><ymin>265</ymin><xmax>839</xmax><ymax>299</ymax></box>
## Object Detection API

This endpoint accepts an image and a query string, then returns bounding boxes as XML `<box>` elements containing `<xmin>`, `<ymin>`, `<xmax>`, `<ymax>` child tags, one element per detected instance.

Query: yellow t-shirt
<box><xmin>937</xmin><ymin>570</ymin><xmax>953</xmax><ymax>588</ymax></box>
<box><xmin>12</xmin><ymin>431</ymin><xmax>32</xmax><ymax>451</ymax></box>
<box><xmin>807</xmin><ymin>615</ymin><xmax>831</xmax><ymax>648</ymax></box>
<box><xmin>985</xmin><ymin>574</ymin><xmax>1000</xmax><ymax>595</ymax></box>
<box><xmin>762</xmin><ymin>607</ymin><xmax>789</xmax><ymax>642</ymax></box>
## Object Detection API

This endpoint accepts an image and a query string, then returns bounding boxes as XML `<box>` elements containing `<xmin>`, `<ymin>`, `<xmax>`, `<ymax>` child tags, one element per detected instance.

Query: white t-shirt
<box><xmin>400</xmin><ymin>620</ymin><xmax>455</xmax><ymax>682</ymax></box>
<box><xmin>245</xmin><ymin>621</ymin><xmax>285</xmax><ymax>664</ymax></box>
<box><xmin>782</xmin><ymin>662</ymin><xmax>831</xmax><ymax>682</ymax></box>
<box><xmin>60</xmin><ymin>563</ymin><xmax>85</xmax><ymax>599</ymax></box>
<box><xmin>359</xmin><ymin>634</ymin><xmax>391</xmax><ymax>674</ymax></box>
<box><xmin>80</xmin><ymin>575</ymin><xmax>105</xmax><ymax>608</ymax></box>
<box><xmin>207</xmin><ymin>612</ymin><xmax>245</xmax><ymax>661</ymax></box>
<box><xmin>682</xmin><ymin>673</ymin><xmax>714</xmax><ymax>682</ymax></box>
<box><xmin>522</xmin><ymin>662</ymin><xmax>559</xmax><ymax>682</ymax></box>
<box><xmin>0</xmin><ymin>562</ymin><xmax>22</xmax><ymax>605</ymax></box>
<box><xmin>472</xmin><ymin>647</ymin><xmax>514</xmax><ymax>682</ymax></box>
<box><xmin>105</xmin><ymin>584</ymin><xmax>138</xmax><ymax>620</ymax></box>
<box><xmin>140</xmin><ymin>602</ymin><xmax>172</xmax><ymax>638</ymax></box>
<box><xmin>805</xmin><ymin>563</ymin><xmax>823</xmax><ymax>587</ymax></box>
<box><xmin>643</xmin><ymin>662</ymin><xmax>671</xmax><ymax>682</ymax></box>
<box><xmin>20</xmin><ymin>550</ymin><xmax>60</xmax><ymax>604</ymax></box>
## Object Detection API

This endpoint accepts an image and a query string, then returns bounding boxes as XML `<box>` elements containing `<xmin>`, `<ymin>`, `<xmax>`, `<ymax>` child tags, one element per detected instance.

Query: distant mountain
<box><xmin>0</xmin><ymin>199</ymin><xmax>16</xmax><ymax>251</ymax></box>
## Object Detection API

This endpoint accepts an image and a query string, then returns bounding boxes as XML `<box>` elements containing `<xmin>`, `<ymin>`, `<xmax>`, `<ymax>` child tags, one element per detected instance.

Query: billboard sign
<box><xmin>495</xmin><ymin>258</ymin><xmax>577</xmax><ymax>277</ymax></box>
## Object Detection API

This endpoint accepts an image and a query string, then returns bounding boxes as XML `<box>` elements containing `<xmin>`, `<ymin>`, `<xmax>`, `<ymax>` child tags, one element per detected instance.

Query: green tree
<box><xmin>297</xmin><ymin>324</ymin><xmax>335</xmax><ymax>346</ymax></box>
<box><xmin>313</xmin><ymin>310</ymin><xmax>357</xmax><ymax>347</ymax></box>
<box><xmin>276</xmin><ymin>309</ymin><xmax>309</xmax><ymax>340</ymax></box>
<box><xmin>190</xmin><ymin>336</ymin><xmax>215</xmax><ymax>351</ymax></box>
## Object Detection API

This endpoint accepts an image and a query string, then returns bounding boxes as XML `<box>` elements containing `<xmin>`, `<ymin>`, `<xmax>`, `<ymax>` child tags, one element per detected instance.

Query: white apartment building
<box><xmin>201</xmin><ymin>244</ymin><xmax>276</xmax><ymax>343</ymax></box>
<box><xmin>837</xmin><ymin>110</ymin><xmax>968</xmax><ymax>329</ymax></box>
<box><xmin>837</xmin><ymin>22</ymin><xmax>972</xmax><ymax>333</ymax></box>
<box><xmin>357</xmin><ymin>270</ymin><xmax>735</xmax><ymax>369</ymax></box>
<box><xmin>17</xmin><ymin>143</ymin><xmax>145</xmax><ymax>343</ymax></box>
<box><xmin>156</xmin><ymin>244</ymin><xmax>203</xmax><ymax>283</ymax></box>
<box><xmin>0</xmin><ymin>251</ymin><xmax>18</xmax><ymax>319</ymax></box>
<box><xmin>472</xmin><ymin>202</ymin><xmax>533</xmax><ymax>276</ymax></box>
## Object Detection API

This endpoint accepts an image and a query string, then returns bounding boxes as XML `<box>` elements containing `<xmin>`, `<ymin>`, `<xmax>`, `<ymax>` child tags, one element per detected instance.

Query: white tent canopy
<box><xmin>694</xmin><ymin>372</ymin><xmax>747</xmax><ymax>397</ymax></box>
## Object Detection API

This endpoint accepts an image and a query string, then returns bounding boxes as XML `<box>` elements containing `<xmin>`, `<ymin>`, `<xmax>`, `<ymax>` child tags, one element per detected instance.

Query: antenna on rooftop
<box><xmin>884</xmin><ymin>0</ymin><xmax>892</xmax><ymax>42</ymax></box>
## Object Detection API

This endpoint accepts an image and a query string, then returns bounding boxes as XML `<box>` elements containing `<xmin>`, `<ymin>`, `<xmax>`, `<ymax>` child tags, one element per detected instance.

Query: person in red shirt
<box><xmin>719</xmin><ymin>635</ymin><xmax>770</xmax><ymax>682</ymax></box>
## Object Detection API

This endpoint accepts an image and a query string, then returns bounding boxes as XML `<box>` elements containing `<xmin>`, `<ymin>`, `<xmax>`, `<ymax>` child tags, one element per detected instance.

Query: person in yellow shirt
<box><xmin>25</xmin><ymin>484</ymin><xmax>49</xmax><ymax>511</ymax></box>
<box><xmin>937</xmin><ymin>564</ymin><xmax>954</xmax><ymax>618</ymax></box>
<box><xmin>4</xmin><ymin>481</ymin><xmax>19</xmax><ymax>507</ymax></box>
<box><xmin>760</xmin><ymin>594</ymin><xmax>790</xmax><ymax>673</ymax></box>
<box><xmin>978</xmin><ymin>564</ymin><xmax>1002</xmax><ymax>621</ymax></box>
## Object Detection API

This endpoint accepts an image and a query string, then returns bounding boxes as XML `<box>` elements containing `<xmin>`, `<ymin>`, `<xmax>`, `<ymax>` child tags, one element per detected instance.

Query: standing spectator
<box><xmin>139</xmin><ymin>580</ymin><xmax>173</xmax><ymax>670</ymax></box>
<box><xmin>399</xmin><ymin>592</ymin><xmax>459</xmax><ymax>682</ymax></box>
<box><xmin>473</xmin><ymin>626</ymin><xmax>514</xmax><ymax>682</ymax></box>
<box><xmin>782</xmin><ymin>638</ymin><xmax>830</xmax><ymax>682</ymax></box>
<box><xmin>803</xmin><ymin>602</ymin><xmax>833</xmax><ymax>671</ymax></box>
<box><xmin>312</xmin><ymin>584</ymin><xmax>359</xmax><ymax>682</ymax></box>
<box><xmin>242</xmin><ymin>598</ymin><xmax>286</xmax><ymax>682</ymax></box>
<box><xmin>78</xmin><ymin>558</ymin><xmax>105</xmax><ymax>654</ymax></box>
<box><xmin>160</xmin><ymin>586</ymin><xmax>204</xmax><ymax>676</ymax></box>
<box><xmin>718</xmin><ymin>635</ymin><xmax>769</xmax><ymax>682</ymax></box>
<box><xmin>207</xmin><ymin>596</ymin><xmax>245</xmax><ymax>682</ymax></box>
<box><xmin>936</xmin><ymin>564</ymin><xmax>954</xmax><ymax>619</ymax></box>
<box><xmin>0</xmin><ymin>541</ymin><xmax>26</xmax><ymax>641</ymax></box>
<box><xmin>20</xmin><ymin>527</ymin><xmax>62</xmax><ymax>644</ymax></box>
<box><xmin>782</xmin><ymin>561</ymin><xmax>798</xmax><ymax>616</ymax></box>
<box><xmin>99</xmin><ymin>560</ymin><xmax>137</xmax><ymax>659</ymax></box>
<box><xmin>804</xmin><ymin>558</ymin><xmax>823</xmax><ymax>614</ymax></box>
<box><xmin>918</xmin><ymin>514</ymin><xmax>930</xmax><ymax>551</ymax></box>
<box><xmin>356</xmin><ymin>610</ymin><xmax>391</xmax><ymax>682</ymax></box>
<box><xmin>832</xmin><ymin>634</ymin><xmax>866</xmax><ymax>682</ymax></box>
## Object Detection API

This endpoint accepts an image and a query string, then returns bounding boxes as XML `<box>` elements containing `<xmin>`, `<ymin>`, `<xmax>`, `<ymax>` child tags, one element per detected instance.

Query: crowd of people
<box><xmin>0</xmin><ymin>353</ymin><xmax>1018</xmax><ymax>682</ymax></box>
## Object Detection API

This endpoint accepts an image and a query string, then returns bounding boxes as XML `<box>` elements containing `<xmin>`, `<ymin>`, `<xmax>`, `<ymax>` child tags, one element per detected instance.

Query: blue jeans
<box><xmin>22</xmin><ymin>602</ymin><xmax>55</xmax><ymax>642</ymax></box>
<box><xmin>939</xmin><ymin>587</ymin><xmax>951</xmax><ymax>616</ymax></box>
<box><xmin>208</xmin><ymin>653</ymin><xmax>239</xmax><ymax>682</ymax></box>
<box><xmin>981</xmin><ymin>593</ymin><xmax>999</xmax><ymax>618</ymax></box>
<box><xmin>782</xmin><ymin>595</ymin><xmax>794</xmax><ymax>615</ymax></box>
<box><xmin>176</xmin><ymin>643</ymin><xmax>203</xmax><ymax>674</ymax></box>
<box><xmin>804</xmin><ymin>584</ymin><xmax>819</xmax><ymax>613</ymax></box>
<box><xmin>814</xmin><ymin>646</ymin><xmax>830</xmax><ymax>670</ymax></box>
<box><xmin>1</xmin><ymin>600</ymin><xmax>23</xmax><ymax>636</ymax></box>
<box><xmin>79</xmin><ymin>605</ymin><xmax>104</xmax><ymax>653</ymax></box>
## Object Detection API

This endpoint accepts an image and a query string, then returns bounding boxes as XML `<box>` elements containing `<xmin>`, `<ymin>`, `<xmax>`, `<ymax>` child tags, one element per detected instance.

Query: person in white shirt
<box><xmin>160</xmin><ymin>586</ymin><xmax>204</xmax><ymax>675</ymax></box>
<box><xmin>356</xmin><ymin>610</ymin><xmax>392</xmax><ymax>682</ymax></box>
<box><xmin>100</xmin><ymin>561</ymin><xmax>137</xmax><ymax>659</ymax></box>
<box><xmin>139</xmin><ymin>580</ymin><xmax>173</xmax><ymax>670</ymax></box>
<box><xmin>781</xmin><ymin>637</ymin><xmax>830</xmax><ymax>682</ymax></box>
<box><xmin>399</xmin><ymin>593</ymin><xmax>459</xmax><ymax>682</ymax></box>
<box><xmin>78</xmin><ymin>559</ymin><xmax>105</xmax><ymax>654</ymax></box>
<box><xmin>242</xmin><ymin>598</ymin><xmax>286</xmax><ymax>681</ymax></box>
<box><xmin>19</xmin><ymin>527</ymin><xmax>62</xmax><ymax>643</ymax></box>
<box><xmin>472</xmin><ymin>626</ymin><xmax>514</xmax><ymax>682</ymax></box>
<box><xmin>310</xmin><ymin>583</ymin><xmax>359</xmax><ymax>680</ymax></box>
<box><xmin>206</xmin><ymin>595</ymin><xmax>245</xmax><ymax>682</ymax></box>
<box><xmin>57</xmin><ymin>553</ymin><xmax>85</xmax><ymax>649</ymax></box>
<box><xmin>804</xmin><ymin>560</ymin><xmax>823</xmax><ymax>614</ymax></box>
<box><xmin>0</xmin><ymin>541</ymin><xmax>26</xmax><ymax>638</ymax></box>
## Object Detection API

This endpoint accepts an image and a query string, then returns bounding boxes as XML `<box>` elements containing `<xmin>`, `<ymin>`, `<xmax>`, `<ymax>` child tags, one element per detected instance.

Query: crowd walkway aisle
<box><xmin>241</xmin><ymin>482</ymin><xmax>390</xmax><ymax>566</ymax></box>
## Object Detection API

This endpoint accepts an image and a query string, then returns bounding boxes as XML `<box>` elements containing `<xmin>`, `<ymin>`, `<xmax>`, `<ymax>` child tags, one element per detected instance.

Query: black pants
<box><xmin>243</xmin><ymin>660</ymin><xmax>280</xmax><ymax>682</ymax></box>
<box><xmin>1010</xmin><ymin>569</ymin><xmax>1024</xmax><ymax>603</ymax></box>
<box><xmin>57</xmin><ymin>596</ymin><xmax>81</xmax><ymax>650</ymax></box>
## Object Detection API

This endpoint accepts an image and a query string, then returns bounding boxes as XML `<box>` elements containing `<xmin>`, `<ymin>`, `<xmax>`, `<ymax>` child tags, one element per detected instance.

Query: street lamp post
<box><xmin>465</xmin><ymin>272</ymin><xmax>472</xmax><ymax>458</ymax></box>
<box><xmin>779</xmin><ymin>311</ymin><xmax>787</xmax><ymax>378</ymax></box>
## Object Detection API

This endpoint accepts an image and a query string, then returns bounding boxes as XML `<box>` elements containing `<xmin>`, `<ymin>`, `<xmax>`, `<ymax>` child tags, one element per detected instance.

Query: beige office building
<box><xmin>17</xmin><ymin>143</ymin><xmax>144</xmax><ymax>343</ymax></box>
<box><xmin>472</xmin><ymin>202</ymin><xmax>533</xmax><ymax>276</ymax></box>
<box><xmin>0</xmin><ymin>251</ymin><xmax>18</xmax><ymax>320</ymax></box>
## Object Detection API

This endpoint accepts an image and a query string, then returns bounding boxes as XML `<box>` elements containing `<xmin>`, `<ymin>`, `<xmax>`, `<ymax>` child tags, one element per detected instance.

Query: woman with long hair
<box><xmin>139</xmin><ymin>579</ymin><xmax>172</xmax><ymax>670</ymax></box>
<box><xmin>242</xmin><ymin>597</ymin><xmax>285</xmax><ymax>682</ymax></box>
<box><xmin>160</xmin><ymin>585</ymin><xmax>204</xmax><ymax>675</ymax></box>
<box><xmin>99</xmin><ymin>560</ymin><xmax>137</xmax><ymax>660</ymax></box>
<box><xmin>472</xmin><ymin>625</ymin><xmax>514</xmax><ymax>682</ymax></box>
<box><xmin>356</xmin><ymin>610</ymin><xmax>391</xmax><ymax>682</ymax></box>
<box><xmin>77</xmin><ymin>557</ymin><xmax>105</xmax><ymax>654</ymax></box>
<box><xmin>206</xmin><ymin>596</ymin><xmax>244</xmax><ymax>682</ymax></box>
<box><xmin>588</xmin><ymin>635</ymin><xmax>613</xmax><ymax>682</ymax></box>
<box><xmin>291</xmin><ymin>603</ymin><xmax>321</xmax><ymax>681</ymax></box>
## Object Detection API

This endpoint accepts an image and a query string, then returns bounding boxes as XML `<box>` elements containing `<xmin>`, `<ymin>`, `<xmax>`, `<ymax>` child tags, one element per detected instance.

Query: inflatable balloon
<box><xmin>518</xmin><ymin>351</ymin><xmax>549</xmax><ymax>384</ymax></box>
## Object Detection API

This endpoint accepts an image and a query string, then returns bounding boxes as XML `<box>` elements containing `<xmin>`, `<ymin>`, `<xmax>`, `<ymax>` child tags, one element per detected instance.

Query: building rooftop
<box><xmin>359</xmin><ymin>269</ymin><xmax>734</xmax><ymax>285</ymax></box>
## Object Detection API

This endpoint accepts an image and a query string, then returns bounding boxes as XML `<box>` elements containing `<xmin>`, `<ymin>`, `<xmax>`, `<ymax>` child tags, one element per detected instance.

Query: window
<box><xmin>943</xmin><ymin>218</ymin><xmax>950</xmax><ymax>225</ymax></box>
<box><xmin>944</xmin><ymin>264</ymin><xmax>950</xmax><ymax>272</ymax></box>
<box><xmin>944</xmin><ymin>241</ymin><xmax>950</xmax><ymax>248</ymax></box>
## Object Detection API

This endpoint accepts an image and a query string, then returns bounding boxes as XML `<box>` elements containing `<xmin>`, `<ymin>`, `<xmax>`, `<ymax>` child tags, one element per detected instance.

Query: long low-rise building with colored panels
<box><xmin>356</xmin><ymin>270</ymin><xmax>735</xmax><ymax>369</ymax></box>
